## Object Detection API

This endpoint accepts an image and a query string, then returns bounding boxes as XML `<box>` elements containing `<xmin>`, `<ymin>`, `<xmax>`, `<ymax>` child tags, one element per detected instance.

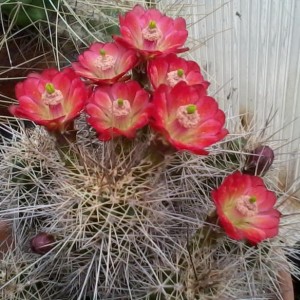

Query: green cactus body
<box><xmin>0</xmin><ymin>0</ymin><xmax>59</xmax><ymax>27</ymax></box>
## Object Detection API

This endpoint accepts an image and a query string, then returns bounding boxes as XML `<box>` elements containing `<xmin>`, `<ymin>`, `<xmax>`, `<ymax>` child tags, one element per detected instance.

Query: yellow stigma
<box><xmin>45</xmin><ymin>83</ymin><xmax>55</xmax><ymax>94</ymax></box>
<box><xmin>186</xmin><ymin>104</ymin><xmax>197</xmax><ymax>114</ymax></box>
<box><xmin>149</xmin><ymin>20</ymin><xmax>157</xmax><ymax>29</ymax></box>
<box><xmin>177</xmin><ymin>69</ymin><xmax>184</xmax><ymax>77</ymax></box>
<box><xmin>100</xmin><ymin>49</ymin><xmax>106</xmax><ymax>56</ymax></box>
<box><xmin>117</xmin><ymin>98</ymin><xmax>124</xmax><ymax>106</ymax></box>
<box><xmin>249</xmin><ymin>196</ymin><xmax>257</xmax><ymax>203</ymax></box>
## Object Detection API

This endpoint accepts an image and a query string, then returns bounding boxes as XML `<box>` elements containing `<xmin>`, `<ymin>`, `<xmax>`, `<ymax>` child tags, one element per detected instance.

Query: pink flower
<box><xmin>114</xmin><ymin>5</ymin><xmax>188</xmax><ymax>59</ymax></box>
<box><xmin>72</xmin><ymin>42</ymin><xmax>138</xmax><ymax>84</ymax></box>
<box><xmin>9</xmin><ymin>68</ymin><xmax>88</xmax><ymax>132</ymax></box>
<box><xmin>86</xmin><ymin>81</ymin><xmax>150</xmax><ymax>141</ymax></box>
<box><xmin>212</xmin><ymin>172</ymin><xmax>281</xmax><ymax>244</ymax></box>
<box><xmin>151</xmin><ymin>82</ymin><xmax>228</xmax><ymax>155</ymax></box>
<box><xmin>148</xmin><ymin>53</ymin><xmax>209</xmax><ymax>90</ymax></box>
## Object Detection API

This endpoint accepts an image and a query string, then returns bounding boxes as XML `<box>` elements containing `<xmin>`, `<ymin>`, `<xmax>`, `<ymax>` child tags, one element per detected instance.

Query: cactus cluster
<box><xmin>0</xmin><ymin>115</ymin><xmax>298</xmax><ymax>299</ymax></box>
<box><xmin>0</xmin><ymin>2</ymin><xmax>299</xmax><ymax>300</ymax></box>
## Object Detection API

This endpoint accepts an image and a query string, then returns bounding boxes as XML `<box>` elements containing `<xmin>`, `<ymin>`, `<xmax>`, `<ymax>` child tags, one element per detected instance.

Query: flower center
<box><xmin>95</xmin><ymin>49</ymin><xmax>116</xmax><ymax>71</ymax></box>
<box><xmin>167</xmin><ymin>69</ymin><xmax>186</xmax><ymax>87</ymax></box>
<box><xmin>142</xmin><ymin>20</ymin><xmax>162</xmax><ymax>41</ymax></box>
<box><xmin>42</xmin><ymin>83</ymin><xmax>63</xmax><ymax>106</ymax></box>
<box><xmin>111</xmin><ymin>98</ymin><xmax>131</xmax><ymax>117</ymax></box>
<box><xmin>176</xmin><ymin>104</ymin><xmax>200</xmax><ymax>128</ymax></box>
<box><xmin>235</xmin><ymin>195</ymin><xmax>257</xmax><ymax>217</ymax></box>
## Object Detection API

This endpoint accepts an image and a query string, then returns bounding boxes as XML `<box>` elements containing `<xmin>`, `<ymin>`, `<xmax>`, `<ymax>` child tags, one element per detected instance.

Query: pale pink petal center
<box><xmin>142</xmin><ymin>22</ymin><xmax>162</xmax><ymax>41</ymax></box>
<box><xmin>95</xmin><ymin>54</ymin><xmax>116</xmax><ymax>71</ymax></box>
<box><xmin>166</xmin><ymin>70</ymin><xmax>187</xmax><ymax>87</ymax></box>
<box><xmin>42</xmin><ymin>89</ymin><xmax>64</xmax><ymax>106</ymax></box>
<box><xmin>236</xmin><ymin>195</ymin><xmax>257</xmax><ymax>217</ymax></box>
<box><xmin>176</xmin><ymin>105</ymin><xmax>200</xmax><ymax>128</ymax></box>
<box><xmin>111</xmin><ymin>99</ymin><xmax>131</xmax><ymax>117</ymax></box>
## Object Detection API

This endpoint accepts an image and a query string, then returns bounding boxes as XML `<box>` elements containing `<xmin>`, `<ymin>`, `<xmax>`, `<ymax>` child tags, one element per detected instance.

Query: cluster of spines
<box><xmin>0</xmin><ymin>119</ymin><xmax>298</xmax><ymax>299</ymax></box>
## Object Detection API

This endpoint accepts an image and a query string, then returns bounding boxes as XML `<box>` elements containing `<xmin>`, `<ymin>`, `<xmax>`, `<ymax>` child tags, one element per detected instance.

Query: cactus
<box><xmin>0</xmin><ymin>113</ymin><xmax>298</xmax><ymax>299</ymax></box>
<box><xmin>0</xmin><ymin>0</ymin><xmax>59</xmax><ymax>27</ymax></box>
<box><xmin>0</xmin><ymin>1</ymin><xmax>299</xmax><ymax>300</ymax></box>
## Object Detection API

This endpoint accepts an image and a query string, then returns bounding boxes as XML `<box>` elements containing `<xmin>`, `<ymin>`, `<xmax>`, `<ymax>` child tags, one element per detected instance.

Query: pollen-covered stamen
<box><xmin>236</xmin><ymin>195</ymin><xmax>257</xmax><ymax>217</ymax></box>
<box><xmin>167</xmin><ymin>69</ymin><xmax>186</xmax><ymax>87</ymax></box>
<box><xmin>142</xmin><ymin>20</ymin><xmax>162</xmax><ymax>41</ymax></box>
<box><xmin>176</xmin><ymin>104</ymin><xmax>200</xmax><ymax>128</ymax></box>
<box><xmin>111</xmin><ymin>98</ymin><xmax>131</xmax><ymax>117</ymax></box>
<box><xmin>95</xmin><ymin>49</ymin><xmax>116</xmax><ymax>71</ymax></box>
<box><xmin>42</xmin><ymin>83</ymin><xmax>63</xmax><ymax>106</ymax></box>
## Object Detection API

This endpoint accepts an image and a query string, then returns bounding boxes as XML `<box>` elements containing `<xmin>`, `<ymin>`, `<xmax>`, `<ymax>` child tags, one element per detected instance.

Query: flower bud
<box><xmin>243</xmin><ymin>145</ymin><xmax>274</xmax><ymax>176</ymax></box>
<box><xmin>30</xmin><ymin>232</ymin><xmax>55</xmax><ymax>255</ymax></box>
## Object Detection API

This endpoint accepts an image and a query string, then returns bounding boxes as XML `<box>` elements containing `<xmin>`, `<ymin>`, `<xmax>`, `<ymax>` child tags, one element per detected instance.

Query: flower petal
<box><xmin>9</xmin><ymin>68</ymin><xmax>88</xmax><ymax>132</ymax></box>
<box><xmin>86</xmin><ymin>81</ymin><xmax>150</xmax><ymax>140</ymax></box>
<box><xmin>115</xmin><ymin>5</ymin><xmax>188</xmax><ymax>58</ymax></box>
<box><xmin>212</xmin><ymin>172</ymin><xmax>280</xmax><ymax>244</ymax></box>
<box><xmin>151</xmin><ymin>82</ymin><xmax>227</xmax><ymax>154</ymax></box>
<box><xmin>72</xmin><ymin>42</ymin><xmax>137</xmax><ymax>84</ymax></box>
<box><xmin>248</xmin><ymin>210</ymin><xmax>281</xmax><ymax>229</ymax></box>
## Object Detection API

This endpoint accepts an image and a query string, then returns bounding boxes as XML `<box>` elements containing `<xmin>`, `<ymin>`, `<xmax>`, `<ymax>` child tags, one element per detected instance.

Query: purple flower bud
<box><xmin>243</xmin><ymin>145</ymin><xmax>274</xmax><ymax>176</ymax></box>
<box><xmin>30</xmin><ymin>232</ymin><xmax>55</xmax><ymax>255</ymax></box>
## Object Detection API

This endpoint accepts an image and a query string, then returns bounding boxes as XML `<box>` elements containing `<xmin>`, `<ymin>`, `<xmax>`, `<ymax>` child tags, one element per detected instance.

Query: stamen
<box><xmin>111</xmin><ymin>99</ymin><xmax>131</xmax><ymax>117</ymax></box>
<box><xmin>142</xmin><ymin>21</ymin><xmax>162</xmax><ymax>41</ymax></box>
<box><xmin>95</xmin><ymin>53</ymin><xmax>116</xmax><ymax>71</ymax></box>
<box><xmin>236</xmin><ymin>195</ymin><xmax>257</xmax><ymax>217</ymax></box>
<box><xmin>166</xmin><ymin>70</ymin><xmax>187</xmax><ymax>87</ymax></box>
<box><xmin>176</xmin><ymin>104</ymin><xmax>200</xmax><ymax>128</ymax></box>
<box><xmin>42</xmin><ymin>83</ymin><xmax>63</xmax><ymax>106</ymax></box>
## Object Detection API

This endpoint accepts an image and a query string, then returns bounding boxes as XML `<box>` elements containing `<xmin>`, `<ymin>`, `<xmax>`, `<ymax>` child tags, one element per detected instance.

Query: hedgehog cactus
<box><xmin>0</xmin><ymin>4</ymin><xmax>299</xmax><ymax>300</ymax></box>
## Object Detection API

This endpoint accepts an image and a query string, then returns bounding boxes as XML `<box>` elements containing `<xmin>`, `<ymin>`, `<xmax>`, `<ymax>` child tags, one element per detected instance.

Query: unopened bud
<box><xmin>30</xmin><ymin>232</ymin><xmax>55</xmax><ymax>255</ymax></box>
<box><xmin>243</xmin><ymin>145</ymin><xmax>274</xmax><ymax>176</ymax></box>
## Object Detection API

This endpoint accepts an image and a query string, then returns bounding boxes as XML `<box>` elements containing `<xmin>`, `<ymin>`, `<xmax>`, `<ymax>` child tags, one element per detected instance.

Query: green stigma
<box><xmin>149</xmin><ymin>20</ymin><xmax>157</xmax><ymax>29</ymax></box>
<box><xmin>177</xmin><ymin>69</ymin><xmax>184</xmax><ymax>77</ymax></box>
<box><xmin>249</xmin><ymin>196</ymin><xmax>257</xmax><ymax>203</ymax></box>
<box><xmin>117</xmin><ymin>98</ymin><xmax>124</xmax><ymax>106</ymax></box>
<box><xmin>45</xmin><ymin>83</ymin><xmax>55</xmax><ymax>94</ymax></box>
<box><xmin>100</xmin><ymin>49</ymin><xmax>106</xmax><ymax>56</ymax></box>
<box><xmin>186</xmin><ymin>104</ymin><xmax>197</xmax><ymax>114</ymax></box>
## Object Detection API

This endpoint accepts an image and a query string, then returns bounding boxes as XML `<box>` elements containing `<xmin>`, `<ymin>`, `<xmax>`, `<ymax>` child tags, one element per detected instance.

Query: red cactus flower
<box><xmin>151</xmin><ymin>82</ymin><xmax>228</xmax><ymax>155</ymax></box>
<box><xmin>86</xmin><ymin>81</ymin><xmax>150</xmax><ymax>140</ymax></box>
<box><xmin>72</xmin><ymin>42</ymin><xmax>138</xmax><ymax>84</ymax></box>
<box><xmin>9</xmin><ymin>68</ymin><xmax>88</xmax><ymax>132</ymax></box>
<box><xmin>114</xmin><ymin>5</ymin><xmax>188</xmax><ymax>59</ymax></box>
<box><xmin>212</xmin><ymin>172</ymin><xmax>280</xmax><ymax>244</ymax></box>
<box><xmin>148</xmin><ymin>53</ymin><xmax>209</xmax><ymax>90</ymax></box>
